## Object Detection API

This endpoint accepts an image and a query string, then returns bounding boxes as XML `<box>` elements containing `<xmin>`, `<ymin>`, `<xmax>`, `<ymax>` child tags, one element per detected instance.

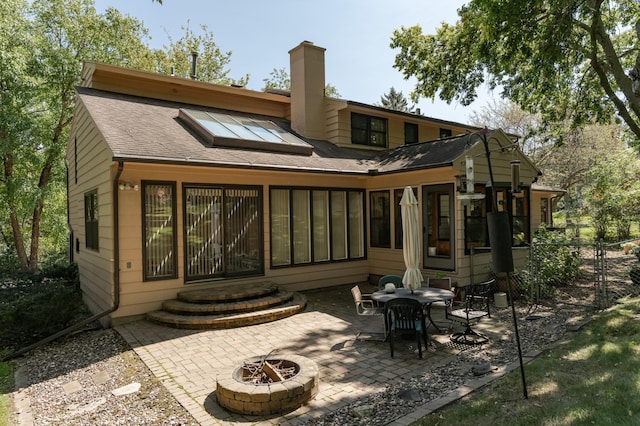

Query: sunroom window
<box><xmin>270</xmin><ymin>188</ymin><xmax>365</xmax><ymax>267</ymax></box>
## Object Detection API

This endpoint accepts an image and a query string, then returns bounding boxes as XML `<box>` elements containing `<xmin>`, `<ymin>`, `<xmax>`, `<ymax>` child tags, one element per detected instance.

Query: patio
<box><xmin>115</xmin><ymin>282</ymin><xmax>577</xmax><ymax>425</ymax></box>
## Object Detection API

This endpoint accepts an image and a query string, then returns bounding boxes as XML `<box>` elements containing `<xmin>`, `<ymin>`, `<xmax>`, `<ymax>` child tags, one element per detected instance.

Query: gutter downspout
<box><xmin>2</xmin><ymin>162</ymin><xmax>124</xmax><ymax>361</ymax></box>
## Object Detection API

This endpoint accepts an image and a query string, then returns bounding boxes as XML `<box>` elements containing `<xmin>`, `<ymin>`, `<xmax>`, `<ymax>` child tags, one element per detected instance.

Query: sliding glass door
<box><xmin>184</xmin><ymin>185</ymin><xmax>262</xmax><ymax>281</ymax></box>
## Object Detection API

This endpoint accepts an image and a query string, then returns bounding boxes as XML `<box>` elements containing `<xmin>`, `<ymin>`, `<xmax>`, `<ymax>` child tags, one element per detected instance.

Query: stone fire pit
<box><xmin>216</xmin><ymin>354</ymin><xmax>319</xmax><ymax>415</ymax></box>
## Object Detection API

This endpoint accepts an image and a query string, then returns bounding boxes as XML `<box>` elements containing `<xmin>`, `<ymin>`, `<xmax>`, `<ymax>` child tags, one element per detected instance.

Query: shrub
<box><xmin>521</xmin><ymin>226</ymin><xmax>582</xmax><ymax>300</ymax></box>
<box><xmin>0</xmin><ymin>263</ymin><xmax>87</xmax><ymax>357</ymax></box>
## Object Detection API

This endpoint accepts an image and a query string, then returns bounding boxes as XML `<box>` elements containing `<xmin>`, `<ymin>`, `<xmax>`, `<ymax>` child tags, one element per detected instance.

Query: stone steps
<box><xmin>147</xmin><ymin>282</ymin><xmax>306</xmax><ymax>329</ymax></box>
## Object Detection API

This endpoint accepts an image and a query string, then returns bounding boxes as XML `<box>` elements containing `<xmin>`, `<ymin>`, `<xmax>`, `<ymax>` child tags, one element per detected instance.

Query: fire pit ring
<box><xmin>216</xmin><ymin>354</ymin><xmax>319</xmax><ymax>415</ymax></box>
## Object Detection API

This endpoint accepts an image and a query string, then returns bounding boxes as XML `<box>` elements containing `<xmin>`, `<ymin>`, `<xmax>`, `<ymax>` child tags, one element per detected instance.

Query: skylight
<box><xmin>179</xmin><ymin>109</ymin><xmax>313</xmax><ymax>155</ymax></box>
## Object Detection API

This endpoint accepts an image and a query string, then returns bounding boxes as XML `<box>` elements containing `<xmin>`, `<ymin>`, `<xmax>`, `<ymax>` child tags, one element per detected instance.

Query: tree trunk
<box><xmin>3</xmin><ymin>152</ymin><xmax>29</xmax><ymax>270</ymax></box>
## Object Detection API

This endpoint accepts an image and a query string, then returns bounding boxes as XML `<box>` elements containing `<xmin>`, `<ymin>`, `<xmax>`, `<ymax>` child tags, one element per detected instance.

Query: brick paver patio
<box><xmin>116</xmin><ymin>282</ymin><xmax>517</xmax><ymax>425</ymax></box>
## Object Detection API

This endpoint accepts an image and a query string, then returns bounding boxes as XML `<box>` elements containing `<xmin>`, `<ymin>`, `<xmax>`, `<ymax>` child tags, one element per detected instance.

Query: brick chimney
<box><xmin>289</xmin><ymin>41</ymin><xmax>326</xmax><ymax>140</ymax></box>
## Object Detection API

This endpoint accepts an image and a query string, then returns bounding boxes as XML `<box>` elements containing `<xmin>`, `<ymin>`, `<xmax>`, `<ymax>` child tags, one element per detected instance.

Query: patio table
<box><xmin>371</xmin><ymin>287</ymin><xmax>455</xmax><ymax>333</ymax></box>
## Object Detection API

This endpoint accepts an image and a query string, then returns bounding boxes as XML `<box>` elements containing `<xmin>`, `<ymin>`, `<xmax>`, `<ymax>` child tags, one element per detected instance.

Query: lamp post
<box><xmin>479</xmin><ymin>128</ymin><xmax>528</xmax><ymax>400</ymax></box>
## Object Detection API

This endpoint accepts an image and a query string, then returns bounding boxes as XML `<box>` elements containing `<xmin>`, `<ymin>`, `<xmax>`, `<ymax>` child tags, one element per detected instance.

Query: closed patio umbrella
<box><xmin>400</xmin><ymin>186</ymin><xmax>422</xmax><ymax>293</ymax></box>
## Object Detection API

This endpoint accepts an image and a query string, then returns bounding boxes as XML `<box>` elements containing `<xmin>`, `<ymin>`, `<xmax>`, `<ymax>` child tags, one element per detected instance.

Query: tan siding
<box><xmin>67</xmin><ymin>100</ymin><xmax>115</xmax><ymax>315</ymax></box>
<box><xmin>108</xmin><ymin>163</ymin><xmax>372</xmax><ymax>319</ymax></box>
<box><xmin>84</xmin><ymin>64</ymin><xmax>291</xmax><ymax>118</ymax></box>
<box><xmin>387</xmin><ymin>119</ymin><xmax>405</xmax><ymax>149</ymax></box>
<box><xmin>324</xmin><ymin>99</ymin><xmax>344</xmax><ymax>144</ymax></box>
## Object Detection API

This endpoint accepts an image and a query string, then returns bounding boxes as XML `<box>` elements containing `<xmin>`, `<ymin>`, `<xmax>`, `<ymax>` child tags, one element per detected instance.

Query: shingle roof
<box><xmin>375</xmin><ymin>135</ymin><xmax>478</xmax><ymax>173</ymax></box>
<box><xmin>77</xmin><ymin>87</ymin><xmax>474</xmax><ymax>174</ymax></box>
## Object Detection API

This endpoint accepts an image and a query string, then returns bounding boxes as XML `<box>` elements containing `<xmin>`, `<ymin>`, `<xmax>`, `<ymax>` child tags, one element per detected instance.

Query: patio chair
<box><xmin>385</xmin><ymin>298</ymin><xmax>427</xmax><ymax>358</ymax></box>
<box><xmin>426</xmin><ymin>276</ymin><xmax>453</xmax><ymax>305</ymax></box>
<box><xmin>425</xmin><ymin>276</ymin><xmax>454</xmax><ymax>330</ymax></box>
<box><xmin>378</xmin><ymin>274</ymin><xmax>403</xmax><ymax>291</ymax></box>
<box><xmin>351</xmin><ymin>285</ymin><xmax>386</xmax><ymax>340</ymax></box>
<box><xmin>448</xmin><ymin>279</ymin><xmax>494</xmax><ymax>345</ymax></box>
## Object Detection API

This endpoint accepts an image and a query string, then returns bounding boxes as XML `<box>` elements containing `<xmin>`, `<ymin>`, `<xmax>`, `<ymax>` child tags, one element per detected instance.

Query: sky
<box><xmin>93</xmin><ymin>0</ymin><xmax>492</xmax><ymax>124</ymax></box>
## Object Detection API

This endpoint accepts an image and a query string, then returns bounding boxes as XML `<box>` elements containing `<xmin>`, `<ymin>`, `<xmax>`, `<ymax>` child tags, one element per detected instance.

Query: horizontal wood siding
<box><xmin>88</xmin><ymin>68</ymin><xmax>290</xmax><ymax>119</ymax></box>
<box><xmin>109</xmin><ymin>164</ymin><xmax>371</xmax><ymax>318</ymax></box>
<box><xmin>67</xmin><ymin>101</ymin><xmax>115</xmax><ymax>313</ymax></box>
<box><xmin>324</xmin><ymin>99</ymin><xmax>344</xmax><ymax>144</ymax></box>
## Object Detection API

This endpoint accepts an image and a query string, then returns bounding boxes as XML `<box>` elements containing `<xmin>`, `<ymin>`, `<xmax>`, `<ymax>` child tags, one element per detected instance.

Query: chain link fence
<box><xmin>526</xmin><ymin>240</ymin><xmax>640</xmax><ymax>309</ymax></box>
<box><xmin>471</xmin><ymin>239</ymin><xmax>640</xmax><ymax>310</ymax></box>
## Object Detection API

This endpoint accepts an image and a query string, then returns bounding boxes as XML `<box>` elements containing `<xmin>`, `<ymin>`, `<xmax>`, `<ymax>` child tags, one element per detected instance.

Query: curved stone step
<box><xmin>162</xmin><ymin>290</ymin><xmax>294</xmax><ymax>315</ymax></box>
<box><xmin>147</xmin><ymin>292</ymin><xmax>307</xmax><ymax>329</ymax></box>
<box><xmin>177</xmin><ymin>281</ymin><xmax>278</xmax><ymax>303</ymax></box>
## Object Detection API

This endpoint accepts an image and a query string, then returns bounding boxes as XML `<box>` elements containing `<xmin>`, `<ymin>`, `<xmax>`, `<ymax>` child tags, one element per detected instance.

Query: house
<box><xmin>66</xmin><ymin>41</ymin><xmax>561</xmax><ymax>326</ymax></box>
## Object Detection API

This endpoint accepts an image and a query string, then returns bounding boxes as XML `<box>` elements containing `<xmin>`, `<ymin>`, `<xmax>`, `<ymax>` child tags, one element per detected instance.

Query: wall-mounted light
<box><xmin>118</xmin><ymin>181</ymin><xmax>139</xmax><ymax>191</ymax></box>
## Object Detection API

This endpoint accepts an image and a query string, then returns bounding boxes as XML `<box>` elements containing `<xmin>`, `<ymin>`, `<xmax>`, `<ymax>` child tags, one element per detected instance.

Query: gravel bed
<box><xmin>11</xmin><ymin>328</ymin><xmax>198</xmax><ymax>425</ymax></box>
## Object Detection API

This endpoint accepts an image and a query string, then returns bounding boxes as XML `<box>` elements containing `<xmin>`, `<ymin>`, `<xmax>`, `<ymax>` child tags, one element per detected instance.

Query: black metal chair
<box><xmin>448</xmin><ymin>279</ymin><xmax>494</xmax><ymax>345</ymax></box>
<box><xmin>385</xmin><ymin>298</ymin><xmax>427</xmax><ymax>358</ymax></box>
<box><xmin>378</xmin><ymin>274</ymin><xmax>403</xmax><ymax>291</ymax></box>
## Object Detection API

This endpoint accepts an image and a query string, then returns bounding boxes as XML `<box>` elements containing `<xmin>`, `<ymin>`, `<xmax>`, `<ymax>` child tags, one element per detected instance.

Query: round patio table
<box><xmin>371</xmin><ymin>287</ymin><xmax>455</xmax><ymax>333</ymax></box>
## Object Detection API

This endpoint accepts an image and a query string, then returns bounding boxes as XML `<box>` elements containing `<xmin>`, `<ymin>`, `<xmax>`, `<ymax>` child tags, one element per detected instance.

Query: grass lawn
<box><xmin>0</xmin><ymin>361</ymin><xmax>13</xmax><ymax>425</ymax></box>
<box><xmin>414</xmin><ymin>297</ymin><xmax>640</xmax><ymax>426</ymax></box>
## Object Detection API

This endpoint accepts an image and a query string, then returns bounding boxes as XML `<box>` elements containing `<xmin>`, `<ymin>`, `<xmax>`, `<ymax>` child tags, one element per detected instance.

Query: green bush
<box><xmin>0</xmin><ymin>263</ymin><xmax>88</xmax><ymax>356</ymax></box>
<box><xmin>521</xmin><ymin>226</ymin><xmax>582</xmax><ymax>300</ymax></box>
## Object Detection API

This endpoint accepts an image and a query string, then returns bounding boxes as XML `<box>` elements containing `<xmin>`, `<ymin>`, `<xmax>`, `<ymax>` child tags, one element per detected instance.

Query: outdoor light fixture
<box><xmin>118</xmin><ymin>181</ymin><xmax>139</xmax><ymax>191</ymax></box>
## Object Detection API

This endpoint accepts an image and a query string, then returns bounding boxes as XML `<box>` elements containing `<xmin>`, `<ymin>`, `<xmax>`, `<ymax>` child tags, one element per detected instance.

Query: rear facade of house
<box><xmin>66</xmin><ymin>41</ymin><xmax>559</xmax><ymax>325</ymax></box>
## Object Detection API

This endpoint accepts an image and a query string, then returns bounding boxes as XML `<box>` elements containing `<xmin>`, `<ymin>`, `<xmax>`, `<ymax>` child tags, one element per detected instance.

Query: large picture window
<box><xmin>84</xmin><ymin>189</ymin><xmax>99</xmax><ymax>251</ymax></box>
<box><xmin>270</xmin><ymin>187</ymin><xmax>365</xmax><ymax>267</ymax></box>
<box><xmin>184</xmin><ymin>185</ymin><xmax>262</xmax><ymax>281</ymax></box>
<box><xmin>351</xmin><ymin>112</ymin><xmax>387</xmax><ymax>147</ymax></box>
<box><xmin>370</xmin><ymin>190</ymin><xmax>391</xmax><ymax>248</ymax></box>
<box><xmin>143</xmin><ymin>182</ymin><xmax>177</xmax><ymax>280</ymax></box>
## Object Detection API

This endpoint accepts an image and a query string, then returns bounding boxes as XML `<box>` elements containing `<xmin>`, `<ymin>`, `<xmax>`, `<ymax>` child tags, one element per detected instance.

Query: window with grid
<box><xmin>351</xmin><ymin>112</ymin><xmax>387</xmax><ymax>147</ymax></box>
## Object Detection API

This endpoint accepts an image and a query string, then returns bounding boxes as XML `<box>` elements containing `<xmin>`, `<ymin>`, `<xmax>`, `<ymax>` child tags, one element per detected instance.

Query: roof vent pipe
<box><xmin>190</xmin><ymin>52</ymin><xmax>198</xmax><ymax>80</ymax></box>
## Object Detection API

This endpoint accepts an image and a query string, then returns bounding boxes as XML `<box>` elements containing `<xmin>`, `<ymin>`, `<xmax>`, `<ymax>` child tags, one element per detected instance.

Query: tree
<box><xmin>262</xmin><ymin>67</ymin><xmax>340</xmax><ymax>97</ymax></box>
<box><xmin>584</xmin><ymin>137</ymin><xmax>640</xmax><ymax>240</ymax></box>
<box><xmin>262</xmin><ymin>68</ymin><xmax>290</xmax><ymax>92</ymax></box>
<box><xmin>1</xmin><ymin>0</ymin><xmax>248</xmax><ymax>271</ymax></box>
<box><xmin>391</xmin><ymin>0</ymin><xmax>640</xmax><ymax>147</ymax></box>
<box><xmin>376</xmin><ymin>87</ymin><xmax>413</xmax><ymax>112</ymax></box>
<box><xmin>152</xmin><ymin>23</ymin><xmax>249</xmax><ymax>86</ymax></box>
<box><xmin>0</xmin><ymin>0</ymin><xmax>155</xmax><ymax>271</ymax></box>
